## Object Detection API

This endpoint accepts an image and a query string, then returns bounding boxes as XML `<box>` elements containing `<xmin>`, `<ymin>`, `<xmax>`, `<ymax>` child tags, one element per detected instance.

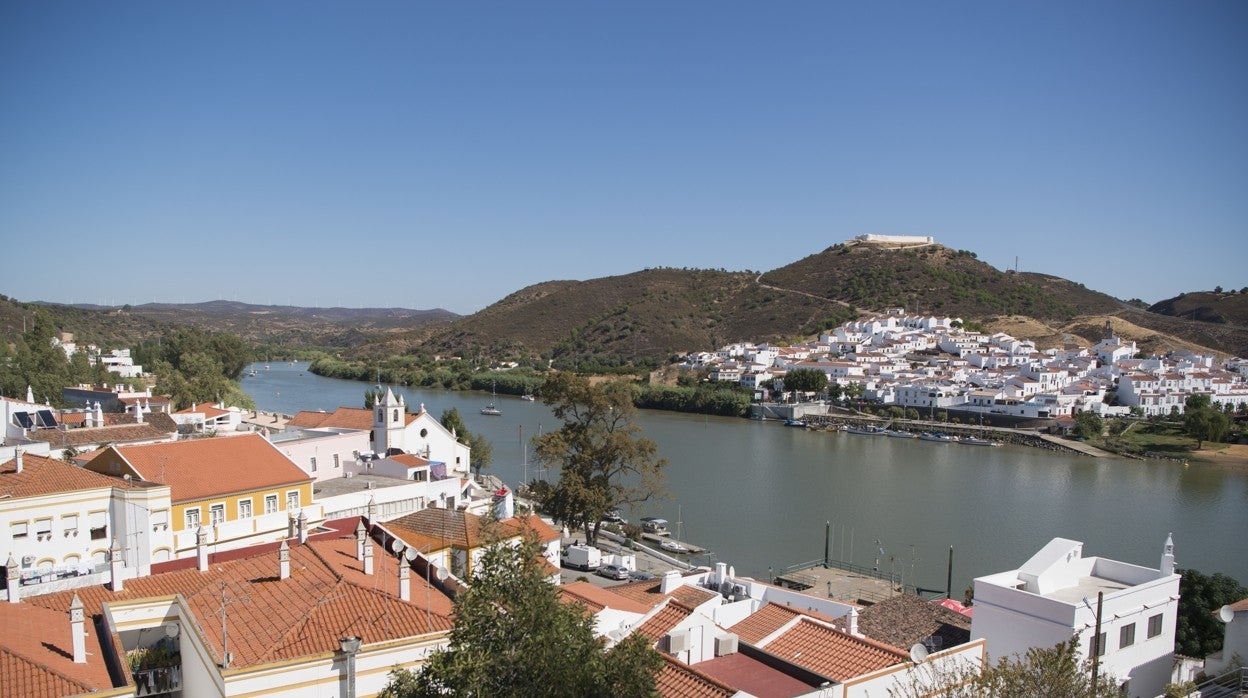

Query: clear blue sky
<box><xmin>2</xmin><ymin>2</ymin><xmax>1245</xmax><ymax>315</ymax></box>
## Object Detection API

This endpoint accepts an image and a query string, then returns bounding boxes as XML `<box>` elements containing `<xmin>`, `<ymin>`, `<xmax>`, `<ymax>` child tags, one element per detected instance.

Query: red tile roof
<box><xmin>760</xmin><ymin>618</ymin><xmax>907</xmax><ymax>681</ymax></box>
<box><xmin>107</xmin><ymin>434</ymin><xmax>312</xmax><ymax>502</ymax></box>
<box><xmin>1</xmin><ymin>453</ymin><xmax>138</xmax><ymax>499</ymax></box>
<box><xmin>610</xmin><ymin>576</ymin><xmax>718</xmax><ymax>609</ymax></box>
<box><xmin>694</xmin><ymin>652</ymin><xmax>817</xmax><ymax>698</ymax></box>
<box><xmin>655</xmin><ymin>654</ymin><xmax>736</xmax><ymax>698</ymax></box>
<box><xmin>0</xmin><ymin>599</ymin><xmax>116</xmax><ymax>696</ymax></box>
<box><xmin>636</xmin><ymin>600</ymin><xmax>696</xmax><ymax>642</ymax></box>
<box><xmin>559</xmin><ymin>581</ymin><xmax>652</xmax><ymax>615</ymax></box>
<box><xmin>287</xmin><ymin>406</ymin><xmax>417</xmax><ymax>431</ymax></box>
<box><xmin>27</xmin><ymin>533</ymin><xmax>453</xmax><ymax>671</ymax></box>
<box><xmin>729</xmin><ymin>603</ymin><xmax>807</xmax><ymax>645</ymax></box>
<box><xmin>387</xmin><ymin>509</ymin><xmax>560</xmax><ymax>551</ymax></box>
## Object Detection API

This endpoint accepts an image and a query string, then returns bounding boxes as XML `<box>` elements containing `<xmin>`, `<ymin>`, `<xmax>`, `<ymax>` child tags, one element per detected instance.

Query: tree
<box><xmin>784</xmin><ymin>368</ymin><xmax>828</xmax><ymax>394</ymax></box>
<box><xmin>1073</xmin><ymin>411</ymin><xmax>1104</xmax><ymax>440</ymax></box>
<box><xmin>379</xmin><ymin>536</ymin><xmax>662</xmax><ymax>698</ymax></box>
<box><xmin>1184</xmin><ymin>394</ymin><xmax>1231</xmax><ymax>449</ymax></box>
<box><xmin>889</xmin><ymin>638</ymin><xmax>1121</xmax><ymax>697</ymax></box>
<box><xmin>1175</xmin><ymin>568</ymin><xmax>1248</xmax><ymax>658</ymax></box>
<box><xmin>533</xmin><ymin>373</ymin><xmax>666</xmax><ymax>546</ymax></box>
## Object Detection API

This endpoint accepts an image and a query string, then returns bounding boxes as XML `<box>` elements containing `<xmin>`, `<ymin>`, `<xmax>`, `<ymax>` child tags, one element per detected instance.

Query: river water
<box><xmin>244</xmin><ymin>362</ymin><xmax>1248</xmax><ymax>593</ymax></box>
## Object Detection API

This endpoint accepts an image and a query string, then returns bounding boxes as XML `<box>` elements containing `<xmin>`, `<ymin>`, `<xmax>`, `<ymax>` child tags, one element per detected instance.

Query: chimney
<box><xmin>1160</xmin><ymin>532</ymin><xmax>1176</xmax><ymax>577</ymax></box>
<box><xmin>279</xmin><ymin>540</ymin><xmax>291</xmax><ymax>580</ymax></box>
<box><xmin>108</xmin><ymin>539</ymin><xmax>124</xmax><ymax>591</ymax></box>
<box><xmin>196</xmin><ymin>526</ymin><xmax>209</xmax><ymax>572</ymax></box>
<box><xmin>355</xmin><ymin>520</ymin><xmax>367</xmax><ymax>562</ymax></box>
<box><xmin>660</xmin><ymin>570</ymin><xmax>682</xmax><ymax>594</ymax></box>
<box><xmin>367</xmin><ymin>496</ymin><xmax>377</xmax><ymax>521</ymax></box>
<box><xmin>287</xmin><ymin>512</ymin><xmax>297</xmax><ymax>539</ymax></box>
<box><xmin>398</xmin><ymin>558</ymin><xmax>410</xmax><ymax>601</ymax></box>
<box><xmin>14</xmin><ymin>450</ymin><xmax>22</xmax><ymax>474</ymax></box>
<box><xmin>297</xmin><ymin>510</ymin><xmax>308</xmax><ymax>544</ymax></box>
<box><xmin>363</xmin><ymin>538</ymin><xmax>374</xmax><ymax>575</ymax></box>
<box><xmin>6</xmin><ymin>554</ymin><xmax>19</xmax><ymax>603</ymax></box>
<box><xmin>715</xmin><ymin>562</ymin><xmax>728</xmax><ymax>586</ymax></box>
<box><xmin>70</xmin><ymin>594</ymin><xmax>86</xmax><ymax>663</ymax></box>
<box><xmin>136</xmin><ymin>404</ymin><xmax>143</xmax><ymax>424</ymax></box>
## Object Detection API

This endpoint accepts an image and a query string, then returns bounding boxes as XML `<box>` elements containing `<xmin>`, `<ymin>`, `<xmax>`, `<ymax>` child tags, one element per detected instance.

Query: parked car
<box><xmin>596</xmin><ymin>563</ymin><xmax>630</xmax><ymax>581</ymax></box>
<box><xmin>629</xmin><ymin>571</ymin><xmax>657</xmax><ymax>582</ymax></box>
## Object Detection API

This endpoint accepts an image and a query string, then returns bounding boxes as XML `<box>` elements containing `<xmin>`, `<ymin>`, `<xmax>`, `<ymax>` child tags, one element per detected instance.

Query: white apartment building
<box><xmin>971</xmin><ymin>536</ymin><xmax>1180</xmax><ymax>698</ymax></box>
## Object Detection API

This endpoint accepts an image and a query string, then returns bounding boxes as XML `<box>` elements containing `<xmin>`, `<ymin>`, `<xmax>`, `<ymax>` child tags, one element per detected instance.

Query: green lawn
<box><xmin>1096</xmin><ymin>421</ymin><xmax>1231</xmax><ymax>460</ymax></box>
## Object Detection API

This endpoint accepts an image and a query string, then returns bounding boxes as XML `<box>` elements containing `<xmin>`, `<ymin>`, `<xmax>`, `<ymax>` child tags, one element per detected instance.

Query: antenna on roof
<box><xmin>909</xmin><ymin>643</ymin><xmax>929</xmax><ymax>663</ymax></box>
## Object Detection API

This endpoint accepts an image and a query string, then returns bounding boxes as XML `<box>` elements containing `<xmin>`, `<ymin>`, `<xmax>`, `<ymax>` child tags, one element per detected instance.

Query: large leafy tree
<box><xmin>533</xmin><ymin>373</ymin><xmax>666</xmax><ymax>546</ymax></box>
<box><xmin>1176</xmin><ymin>568</ymin><xmax>1247</xmax><ymax>658</ymax></box>
<box><xmin>380</xmin><ymin>536</ymin><xmax>662</xmax><ymax>698</ymax></box>
<box><xmin>784</xmin><ymin>367</ymin><xmax>828</xmax><ymax>394</ymax></box>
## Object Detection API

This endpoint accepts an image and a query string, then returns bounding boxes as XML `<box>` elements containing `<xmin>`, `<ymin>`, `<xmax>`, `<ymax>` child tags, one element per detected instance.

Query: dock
<box><xmin>640</xmin><ymin>533</ymin><xmax>707</xmax><ymax>554</ymax></box>
<box><xmin>774</xmin><ymin>559</ymin><xmax>933</xmax><ymax>605</ymax></box>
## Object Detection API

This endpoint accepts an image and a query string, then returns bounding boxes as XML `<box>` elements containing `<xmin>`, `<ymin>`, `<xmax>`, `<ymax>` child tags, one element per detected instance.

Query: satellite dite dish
<box><xmin>164</xmin><ymin>622</ymin><xmax>180</xmax><ymax>638</ymax></box>
<box><xmin>390</xmin><ymin>539</ymin><xmax>404</xmax><ymax>554</ymax></box>
<box><xmin>404</xmin><ymin>547</ymin><xmax>418</xmax><ymax>562</ymax></box>
<box><xmin>909</xmin><ymin>643</ymin><xmax>929</xmax><ymax>664</ymax></box>
<box><xmin>435</xmin><ymin>566</ymin><xmax>449</xmax><ymax>582</ymax></box>
<box><xmin>1219</xmin><ymin>605</ymin><xmax>1235</xmax><ymax>623</ymax></box>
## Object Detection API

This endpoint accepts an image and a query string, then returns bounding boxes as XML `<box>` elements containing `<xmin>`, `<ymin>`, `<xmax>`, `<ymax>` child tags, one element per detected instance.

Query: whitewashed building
<box><xmin>971</xmin><ymin>536</ymin><xmax>1181</xmax><ymax>698</ymax></box>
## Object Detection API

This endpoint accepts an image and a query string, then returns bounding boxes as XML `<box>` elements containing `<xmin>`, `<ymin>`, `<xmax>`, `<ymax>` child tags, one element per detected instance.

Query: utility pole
<box><xmin>1090</xmin><ymin>591</ymin><xmax>1104</xmax><ymax>697</ymax></box>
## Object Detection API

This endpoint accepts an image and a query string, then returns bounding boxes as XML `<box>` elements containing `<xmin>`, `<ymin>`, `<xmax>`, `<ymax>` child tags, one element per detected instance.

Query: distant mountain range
<box><xmin>4</xmin><ymin>243</ymin><xmax>1246</xmax><ymax>360</ymax></box>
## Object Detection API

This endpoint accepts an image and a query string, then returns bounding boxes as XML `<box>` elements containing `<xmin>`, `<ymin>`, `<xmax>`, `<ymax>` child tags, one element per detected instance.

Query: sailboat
<box><xmin>480</xmin><ymin>381</ymin><xmax>502</xmax><ymax>416</ymax></box>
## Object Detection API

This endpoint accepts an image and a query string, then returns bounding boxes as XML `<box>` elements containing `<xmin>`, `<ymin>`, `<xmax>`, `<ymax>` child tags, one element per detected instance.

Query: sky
<box><xmin>1</xmin><ymin>2</ymin><xmax>1245</xmax><ymax>315</ymax></box>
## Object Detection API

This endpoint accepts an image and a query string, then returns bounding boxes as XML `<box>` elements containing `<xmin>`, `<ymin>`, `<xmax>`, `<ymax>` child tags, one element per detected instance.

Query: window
<box><xmin>1148</xmin><ymin>614</ymin><xmax>1163</xmax><ymax>638</ymax></box>
<box><xmin>333</xmin><ymin>454</ymin><xmax>340</xmax><ymax>469</ymax></box>
<box><xmin>62</xmin><ymin>513</ymin><xmax>79</xmax><ymax>536</ymax></box>
<box><xmin>1092</xmin><ymin>632</ymin><xmax>1107</xmax><ymax>657</ymax></box>
<box><xmin>10</xmin><ymin>521</ymin><xmax>28</xmax><ymax>539</ymax></box>
<box><xmin>1120</xmin><ymin>623</ymin><xmax>1135</xmax><ymax>648</ymax></box>
<box><xmin>264</xmin><ymin>494</ymin><xmax>278</xmax><ymax>514</ymax></box>
<box><xmin>35</xmin><ymin>519</ymin><xmax>52</xmax><ymax>541</ymax></box>
<box><xmin>238</xmin><ymin>499</ymin><xmax>253</xmax><ymax>519</ymax></box>
<box><xmin>393</xmin><ymin>409</ymin><xmax>399</xmax><ymax>422</ymax></box>
<box><xmin>310</xmin><ymin>456</ymin><xmax>317</xmax><ymax>472</ymax></box>
<box><xmin>89</xmin><ymin>511</ymin><xmax>108</xmax><ymax>541</ymax></box>
<box><xmin>209</xmin><ymin>503</ymin><xmax>225</xmax><ymax>526</ymax></box>
<box><xmin>286</xmin><ymin>491</ymin><xmax>300</xmax><ymax>510</ymax></box>
<box><xmin>185</xmin><ymin>508</ymin><xmax>201</xmax><ymax>529</ymax></box>
<box><xmin>412</xmin><ymin>469</ymin><xmax>427</xmax><ymax>482</ymax></box>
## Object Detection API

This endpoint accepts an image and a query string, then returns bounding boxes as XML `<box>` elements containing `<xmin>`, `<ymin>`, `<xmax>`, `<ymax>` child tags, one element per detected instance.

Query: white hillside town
<box><xmin>685</xmin><ymin>309</ymin><xmax>1248</xmax><ymax>423</ymax></box>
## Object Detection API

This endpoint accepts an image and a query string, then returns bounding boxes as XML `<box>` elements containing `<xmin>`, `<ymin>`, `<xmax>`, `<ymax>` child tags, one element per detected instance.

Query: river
<box><xmin>243</xmin><ymin>362</ymin><xmax>1248</xmax><ymax>594</ymax></box>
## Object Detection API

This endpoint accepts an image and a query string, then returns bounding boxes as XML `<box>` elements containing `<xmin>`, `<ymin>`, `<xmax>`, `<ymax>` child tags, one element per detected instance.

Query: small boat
<box><xmin>247</xmin><ymin>369</ymin><xmax>258</xmax><ymax>377</ymax></box>
<box><xmin>919</xmin><ymin>431</ymin><xmax>959</xmax><ymax>443</ymax></box>
<box><xmin>845</xmin><ymin>425</ymin><xmax>885</xmax><ymax>435</ymax></box>
<box><xmin>960</xmin><ymin>436</ymin><xmax>999</xmax><ymax>447</ymax></box>
<box><xmin>660</xmin><ymin>539</ymin><xmax>690</xmax><ymax>554</ymax></box>
<box><xmin>480</xmin><ymin>381</ymin><xmax>502</xmax><ymax>416</ymax></box>
<box><xmin>521</xmin><ymin>393</ymin><xmax>536</xmax><ymax>402</ymax></box>
<box><xmin>784</xmin><ymin>418</ymin><xmax>806</xmax><ymax>428</ymax></box>
<box><xmin>884</xmin><ymin>429</ymin><xmax>916</xmax><ymax>438</ymax></box>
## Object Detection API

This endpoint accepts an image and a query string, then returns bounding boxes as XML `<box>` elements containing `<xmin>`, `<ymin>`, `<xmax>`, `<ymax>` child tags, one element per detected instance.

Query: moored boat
<box><xmin>919</xmin><ymin>431</ymin><xmax>959</xmax><ymax>443</ymax></box>
<box><xmin>884</xmin><ymin>429</ymin><xmax>916</xmax><ymax>438</ymax></box>
<box><xmin>845</xmin><ymin>425</ymin><xmax>885</xmax><ymax>435</ymax></box>
<box><xmin>960</xmin><ymin>436</ymin><xmax>999</xmax><ymax>446</ymax></box>
<box><xmin>784</xmin><ymin>418</ymin><xmax>806</xmax><ymax>428</ymax></box>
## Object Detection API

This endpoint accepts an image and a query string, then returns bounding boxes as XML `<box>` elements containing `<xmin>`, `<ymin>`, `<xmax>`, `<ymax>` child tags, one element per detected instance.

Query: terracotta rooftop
<box><xmin>104</xmin><ymin>434</ymin><xmax>312</xmax><ymax>502</ymax></box>
<box><xmin>856</xmin><ymin>593</ymin><xmax>971</xmax><ymax>651</ymax></box>
<box><xmin>0</xmin><ymin>599</ymin><xmax>116</xmax><ymax>697</ymax></box>
<box><xmin>173</xmin><ymin>403</ymin><xmax>230</xmax><ymax>419</ymax></box>
<box><xmin>559</xmin><ymin>581</ymin><xmax>652</xmax><ymax>615</ymax></box>
<box><xmin>635</xmin><ymin>600</ymin><xmax>696</xmax><ymax>642</ymax></box>
<box><xmin>655</xmin><ymin>654</ymin><xmax>736</xmax><ymax>698</ymax></box>
<box><xmin>30</xmin><ymin>412</ymin><xmax>177</xmax><ymax>448</ymax></box>
<box><xmin>760</xmin><ymin>618</ymin><xmax>907</xmax><ymax>681</ymax></box>
<box><xmin>287</xmin><ymin>406</ymin><xmax>416</xmax><ymax>431</ymax></box>
<box><xmin>387</xmin><ymin>509</ymin><xmax>560</xmax><ymax>551</ymax></box>
<box><xmin>609</xmin><ymin>576</ymin><xmax>718</xmax><ymax>609</ymax></box>
<box><xmin>694</xmin><ymin>652</ymin><xmax>818</xmax><ymax>698</ymax></box>
<box><xmin>389</xmin><ymin>453</ymin><xmax>432</xmax><ymax>468</ymax></box>
<box><xmin>27</xmin><ymin>531</ymin><xmax>454</xmax><ymax>672</ymax></box>
<box><xmin>729</xmin><ymin>603</ymin><xmax>810</xmax><ymax>645</ymax></box>
<box><xmin>1</xmin><ymin>453</ymin><xmax>140</xmax><ymax>499</ymax></box>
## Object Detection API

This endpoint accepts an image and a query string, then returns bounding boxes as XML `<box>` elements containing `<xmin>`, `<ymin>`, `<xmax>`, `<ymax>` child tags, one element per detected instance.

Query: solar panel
<box><xmin>36</xmin><ymin>410</ymin><xmax>58</xmax><ymax>427</ymax></box>
<box><xmin>14</xmin><ymin>412</ymin><xmax>33</xmax><ymax>429</ymax></box>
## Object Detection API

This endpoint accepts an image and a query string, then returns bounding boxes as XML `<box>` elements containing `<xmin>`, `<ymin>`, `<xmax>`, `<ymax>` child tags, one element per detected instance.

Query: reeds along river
<box><xmin>244</xmin><ymin>362</ymin><xmax>1248</xmax><ymax>593</ymax></box>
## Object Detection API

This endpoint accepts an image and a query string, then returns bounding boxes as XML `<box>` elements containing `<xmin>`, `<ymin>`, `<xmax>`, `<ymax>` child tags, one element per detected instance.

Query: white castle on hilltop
<box><xmin>853</xmin><ymin>233</ymin><xmax>935</xmax><ymax>245</ymax></box>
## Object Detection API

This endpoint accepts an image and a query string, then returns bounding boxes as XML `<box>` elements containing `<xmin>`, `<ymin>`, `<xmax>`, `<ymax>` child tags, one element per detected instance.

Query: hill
<box><xmin>1149</xmin><ymin>290</ymin><xmax>1248</xmax><ymax>327</ymax></box>
<box><xmin>0</xmin><ymin>296</ymin><xmax>458</xmax><ymax>352</ymax></box>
